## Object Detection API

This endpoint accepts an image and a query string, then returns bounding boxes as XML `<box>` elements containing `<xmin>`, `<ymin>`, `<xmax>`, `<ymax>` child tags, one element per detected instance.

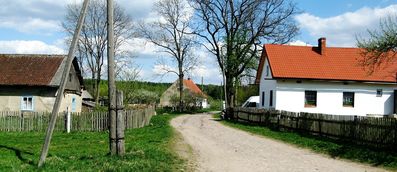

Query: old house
<box><xmin>256</xmin><ymin>38</ymin><xmax>397</xmax><ymax>116</ymax></box>
<box><xmin>0</xmin><ymin>54</ymin><xmax>84</xmax><ymax>112</ymax></box>
<box><xmin>159</xmin><ymin>78</ymin><xmax>209</xmax><ymax>108</ymax></box>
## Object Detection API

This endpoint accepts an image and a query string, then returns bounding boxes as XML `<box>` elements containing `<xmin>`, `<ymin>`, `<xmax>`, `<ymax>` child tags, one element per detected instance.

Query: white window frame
<box><xmin>21</xmin><ymin>96</ymin><xmax>34</xmax><ymax>111</ymax></box>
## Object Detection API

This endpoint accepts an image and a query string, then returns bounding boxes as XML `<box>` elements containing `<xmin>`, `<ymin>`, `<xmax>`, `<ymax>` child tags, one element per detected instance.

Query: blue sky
<box><xmin>0</xmin><ymin>0</ymin><xmax>396</xmax><ymax>84</ymax></box>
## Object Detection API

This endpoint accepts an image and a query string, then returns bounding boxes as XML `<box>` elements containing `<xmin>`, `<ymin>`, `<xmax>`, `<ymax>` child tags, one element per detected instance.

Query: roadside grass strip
<box><xmin>0</xmin><ymin>114</ymin><xmax>184</xmax><ymax>171</ymax></box>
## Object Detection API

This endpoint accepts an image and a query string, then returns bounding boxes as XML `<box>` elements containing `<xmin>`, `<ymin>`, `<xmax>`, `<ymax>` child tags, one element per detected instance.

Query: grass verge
<box><xmin>0</xmin><ymin>114</ymin><xmax>184</xmax><ymax>171</ymax></box>
<box><xmin>213</xmin><ymin>114</ymin><xmax>397</xmax><ymax>170</ymax></box>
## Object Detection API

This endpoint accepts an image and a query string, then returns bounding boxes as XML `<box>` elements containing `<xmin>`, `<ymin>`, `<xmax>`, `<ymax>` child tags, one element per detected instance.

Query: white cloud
<box><xmin>0</xmin><ymin>40</ymin><xmax>65</xmax><ymax>54</ymax></box>
<box><xmin>295</xmin><ymin>4</ymin><xmax>397</xmax><ymax>47</ymax></box>
<box><xmin>152</xmin><ymin>64</ymin><xmax>176</xmax><ymax>75</ymax></box>
<box><xmin>121</xmin><ymin>38</ymin><xmax>161</xmax><ymax>57</ymax></box>
<box><xmin>0</xmin><ymin>17</ymin><xmax>60</xmax><ymax>34</ymax></box>
<box><xmin>288</xmin><ymin>40</ymin><xmax>312</xmax><ymax>46</ymax></box>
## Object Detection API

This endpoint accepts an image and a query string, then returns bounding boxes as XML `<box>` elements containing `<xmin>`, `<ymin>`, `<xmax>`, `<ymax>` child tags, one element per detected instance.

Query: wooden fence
<box><xmin>230</xmin><ymin>107</ymin><xmax>397</xmax><ymax>149</ymax></box>
<box><xmin>0</xmin><ymin>107</ymin><xmax>155</xmax><ymax>132</ymax></box>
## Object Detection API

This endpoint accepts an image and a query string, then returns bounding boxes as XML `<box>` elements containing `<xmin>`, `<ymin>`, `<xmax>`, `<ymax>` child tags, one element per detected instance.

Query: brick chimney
<box><xmin>318</xmin><ymin>37</ymin><xmax>326</xmax><ymax>55</ymax></box>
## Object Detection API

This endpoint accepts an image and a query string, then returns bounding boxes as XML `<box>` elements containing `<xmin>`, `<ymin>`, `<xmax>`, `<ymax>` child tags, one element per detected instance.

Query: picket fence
<box><xmin>0</xmin><ymin>107</ymin><xmax>155</xmax><ymax>132</ymax></box>
<box><xmin>230</xmin><ymin>107</ymin><xmax>397</xmax><ymax>149</ymax></box>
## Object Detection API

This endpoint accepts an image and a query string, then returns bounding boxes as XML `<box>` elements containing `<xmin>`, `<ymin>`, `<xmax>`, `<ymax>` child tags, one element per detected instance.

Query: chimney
<box><xmin>318</xmin><ymin>37</ymin><xmax>326</xmax><ymax>55</ymax></box>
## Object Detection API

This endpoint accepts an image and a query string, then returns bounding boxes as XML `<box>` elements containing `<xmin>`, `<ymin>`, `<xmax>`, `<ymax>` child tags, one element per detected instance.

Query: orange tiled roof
<box><xmin>256</xmin><ymin>43</ymin><xmax>397</xmax><ymax>84</ymax></box>
<box><xmin>183</xmin><ymin>79</ymin><xmax>207</xmax><ymax>97</ymax></box>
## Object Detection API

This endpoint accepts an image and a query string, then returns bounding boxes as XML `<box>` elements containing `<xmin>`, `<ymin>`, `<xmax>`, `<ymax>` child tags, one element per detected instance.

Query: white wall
<box><xmin>259</xmin><ymin>59</ymin><xmax>277</xmax><ymax>109</ymax></box>
<box><xmin>275</xmin><ymin>80</ymin><xmax>395</xmax><ymax>116</ymax></box>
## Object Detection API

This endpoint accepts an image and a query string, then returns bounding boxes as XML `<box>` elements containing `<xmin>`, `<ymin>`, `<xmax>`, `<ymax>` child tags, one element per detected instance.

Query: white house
<box><xmin>256</xmin><ymin>38</ymin><xmax>397</xmax><ymax>116</ymax></box>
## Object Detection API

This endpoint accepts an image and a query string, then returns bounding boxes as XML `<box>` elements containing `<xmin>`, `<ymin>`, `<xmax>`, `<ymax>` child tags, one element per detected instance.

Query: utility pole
<box><xmin>107</xmin><ymin>0</ymin><xmax>117</xmax><ymax>156</ymax></box>
<box><xmin>38</xmin><ymin>0</ymin><xmax>90</xmax><ymax>167</ymax></box>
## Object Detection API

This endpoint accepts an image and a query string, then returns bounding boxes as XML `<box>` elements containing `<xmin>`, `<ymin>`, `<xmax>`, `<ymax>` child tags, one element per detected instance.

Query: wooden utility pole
<box><xmin>107</xmin><ymin>0</ymin><xmax>117</xmax><ymax>155</ymax></box>
<box><xmin>38</xmin><ymin>0</ymin><xmax>90</xmax><ymax>167</ymax></box>
<box><xmin>116</xmin><ymin>90</ymin><xmax>125</xmax><ymax>155</ymax></box>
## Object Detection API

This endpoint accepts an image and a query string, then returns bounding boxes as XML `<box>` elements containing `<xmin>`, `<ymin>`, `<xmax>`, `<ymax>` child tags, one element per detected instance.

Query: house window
<box><xmin>269</xmin><ymin>90</ymin><xmax>273</xmax><ymax>107</ymax></box>
<box><xmin>376</xmin><ymin>89</ymin><xmax>382</xmax><ymax>97</ymax></box>
<box><xmin>71</xmin><ymin>97</ymin><xmax>76</xmax><ymax>112</ymax></box>
<box><xmin>69</xmin><ymin>73</ymin><xmax>72</xmax><ymax>82</ymax></box>
<box><xmin>265</xmin><ymin>66</ymin><xmax>269</xmax><ymax>77</ymax></box>
<box><xmin>343</xmin><ymin>92</ymin><xmax>354</xmax><ymax>107</ymax></box>
<box><xmin>304</xmin><ymin>91</ymin><xmax>317</xmax><ymax>107</ymax></box>
<box><xmin>261</xmin><ymin>92</ymin><xmax>265</xmax><ymax>107</ymax></box>
<box><xmin>21</xmin><ymin>96</ymin><xmax>33</xmax><ymax>111</ymax></box>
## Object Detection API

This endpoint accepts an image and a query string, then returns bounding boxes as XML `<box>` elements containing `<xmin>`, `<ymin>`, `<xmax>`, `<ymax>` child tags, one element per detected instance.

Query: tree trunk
<box><xmin>95</xmin><ymin>70</ymin><xmax>101</xmax><ymax>105</ymax></box>
<box><xmin>178</xmin><ymin>66</ymin><xmax>184</xmax><ymax>112</ymax></box>
<box><xmin>226</xmin><ymin>74</ymin><xmax>235</xmax><ymax>108</ymax></box>
<box><xmin>92</xmin><ymin>72</ymin><xmax>97</xmax><ymax>104</ymax></box>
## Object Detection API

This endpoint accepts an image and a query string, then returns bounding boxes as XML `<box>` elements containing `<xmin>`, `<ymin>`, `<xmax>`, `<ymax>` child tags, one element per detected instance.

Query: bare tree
<box><xmin>62</xmin><ymin>0</ymin><xmax>135</xmax><ymax>104</ymax></box>
<box><xmin>189</xmin><ymin>0</ymin><xmax>299</xmax><ymax>108</ymax></box>
<box><xmin>357</xmin><ymin>16</ymin><xmax>397</xmax><ymax>74</ymax></box>
<box><xmin>139</xmin><ymin>0</ymin><xmax>197</xmax><ymax>111</ymax></box>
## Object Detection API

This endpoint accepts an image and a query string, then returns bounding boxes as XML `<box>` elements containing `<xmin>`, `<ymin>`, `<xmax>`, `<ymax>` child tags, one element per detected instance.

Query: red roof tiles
<box><xmin>0</xmin><ymin>54</ymin><xmax>64</xmax><ymax>86</ymax></box>
<box><xmin>183</xmin><ymin>79</ymin><xmax>207</xmax><ymax>97</ymax></box>
<box><xmin>256</xmin><ymin>43</ymin><xmax>397</xmax><ymax>84</ymax></box>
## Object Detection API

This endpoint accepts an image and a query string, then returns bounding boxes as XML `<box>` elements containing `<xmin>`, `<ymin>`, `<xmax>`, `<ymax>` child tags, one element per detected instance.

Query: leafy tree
<box><xmin>357</xmin><ymin>16</ymin><xmax>397</xmax><ymax>74</ymax></box>
<box><xmin>126</xmin><ymin>89</ymin><xmax>158</xmax><ymax>105</ymax></box>
<box><xmin>189</xmin><ymin>0</ymin><xmax>299</xmax><ymax>108</ymax></box>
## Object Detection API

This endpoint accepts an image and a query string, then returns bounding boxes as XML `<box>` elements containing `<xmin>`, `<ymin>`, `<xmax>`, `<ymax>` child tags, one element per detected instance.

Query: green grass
<box><xmin>213</xmin><ymin>114</ymin><xmax>397</xmax><ymax>170</ymax></box>
<box><xmin>0</xmin><ymin>114</ymin><xmax>184</xmax><ymax>171</ymax></box>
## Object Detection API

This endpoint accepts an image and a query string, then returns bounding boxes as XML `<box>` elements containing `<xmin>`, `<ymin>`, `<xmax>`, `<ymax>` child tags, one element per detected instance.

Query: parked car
<box><xmin>241</xmin><ymin>96</ymin><xmax>260</xmax><ymax>108</ymax></box>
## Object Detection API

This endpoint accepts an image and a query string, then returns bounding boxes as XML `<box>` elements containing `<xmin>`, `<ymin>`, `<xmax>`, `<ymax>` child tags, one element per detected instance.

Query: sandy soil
<box><xmin>171</xmin><ymin>113</ymin><xmax>387</xmax><ymax>172</ymax></box>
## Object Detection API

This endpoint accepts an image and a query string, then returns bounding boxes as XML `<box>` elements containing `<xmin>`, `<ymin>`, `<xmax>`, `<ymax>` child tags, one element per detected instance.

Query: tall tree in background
<box><xmin>189</xmin><ymin>0</ymin><xmax>299</xmax><ymax>108</ymax></box>
<box><xmin>357</xmin><ymin>16</ymin><xmax>397</xmax><ymax>74</ymax></box>
<box><xmin>62</xmin><ymin>0</ymin><xmax>135</xmax><ymax>104</ymax></box>
<box><xmin>139</xmin><ymin>0</ymin><xmax>197</xmax><ymax>111</ymax></box>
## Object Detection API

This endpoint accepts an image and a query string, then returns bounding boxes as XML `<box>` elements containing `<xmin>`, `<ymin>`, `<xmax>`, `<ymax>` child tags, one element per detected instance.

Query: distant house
<box><xmin>82</xmin><ymin>90</ymin><xmax>96</xmax><ymax>112</ymax></box>
<box><xmin>256</xmin><ymin>38</ymin><xmax>397</xmax><ymax>116</ymax></box>
<box><xmin>0</xmin><ymin>54</ymin><xmax>84</xmax><ymax>112</ymax></box>
<box><xmin>159</xmin><ymin>78</ymin><xmax>209</xmax><ymax>108</ymax></box>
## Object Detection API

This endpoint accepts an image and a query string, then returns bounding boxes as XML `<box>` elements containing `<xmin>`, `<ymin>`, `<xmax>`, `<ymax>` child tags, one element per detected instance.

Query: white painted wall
<box><xmin>259</xmin><ymin>59</ymin><xmax>276</xmax><ymax>109</ymax></box>
<box><xmin>274</xmin><ymin>80</ymin><xmax>396</xmax><ymax>116</ymax></box>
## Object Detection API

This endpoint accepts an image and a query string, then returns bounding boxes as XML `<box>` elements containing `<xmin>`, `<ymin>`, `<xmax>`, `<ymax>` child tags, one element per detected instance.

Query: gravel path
<box><xmin>171</xmin><ymin>113</ymin><xmax>387</xmax><ymax>172</ymax></box>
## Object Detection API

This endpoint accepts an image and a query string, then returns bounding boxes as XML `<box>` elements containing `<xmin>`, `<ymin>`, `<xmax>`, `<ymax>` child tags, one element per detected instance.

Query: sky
<box><xmin>0</xmin><ymin>0</ymin><xmax>396</xmax><ymax>85</ymax></box>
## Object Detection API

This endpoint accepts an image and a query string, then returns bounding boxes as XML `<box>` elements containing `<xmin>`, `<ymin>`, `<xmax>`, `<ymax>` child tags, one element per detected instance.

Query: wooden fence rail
<box><xmin>230</xmin><ymin>107</ymin><xmax>397</xmax><ymax>149</ymax></box>
<box><xmin>0</xmin><ymin>107</ymin><xmax>155</xmax><ymax>132</ymax></box>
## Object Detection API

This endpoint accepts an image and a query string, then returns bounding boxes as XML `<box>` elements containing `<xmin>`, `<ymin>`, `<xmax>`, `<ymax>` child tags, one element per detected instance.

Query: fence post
<box><xmin>277</xmin><ymin>113</ymin><xmax>281</xmax><ymax>130</ymax></box>
<box><xmin>318</xmin><ymin>114</ymin><xmax>322</xmax><ymax>136</ymax></box>
<box><xmin>66</xmin><ymin>110</ymin><xmax>71</xmax><ymax>133</ymax></box>
<box><xmin>296</xmin><ymin>112</ymin><xmax>300</xmax><ymax>130</ymax></box>
<box><xmin>20</xmin><ymin>112</ymin><xmax>24</xmax><ymax>131</ymax></box>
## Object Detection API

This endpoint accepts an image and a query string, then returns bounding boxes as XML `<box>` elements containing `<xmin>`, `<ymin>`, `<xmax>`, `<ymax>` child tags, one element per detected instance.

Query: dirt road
<box><xmin>171</xmin><ymin>114</ymin><xmax>386</xmax><ymax>172</ymax></box>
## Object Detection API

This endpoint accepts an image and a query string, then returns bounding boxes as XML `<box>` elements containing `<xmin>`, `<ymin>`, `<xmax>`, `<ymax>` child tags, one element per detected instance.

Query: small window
<box><xmin>261</xmin><ymin>92</ymin><xmax>265</xmax><ymax>107</ymax></box>
<box><xmin>69</xmin><ymin>73</ymin><xmax>72</xmax><ymax>82</ymax></box>
<box><xmin>343</xmin><ymin>92</ymin><xmax>354</xmax><ymax>107</ymax></box>
<box><xmin>71</xmin><ymin>97</ymin><xmax>76</xmax><ymax>112</ymax></box>
<box><xmin>376</xmin><ymin>89</ymin><xmax>382</xmax><ymax>97</ymax></box>
<box><xmin>21</xmin><ymin>96</ymin><xmax>33</xmax><ymax>111</ymax></box>
<box><xmin>304</xmin><ymin>91</ymin><xmax>317</xmax><ymax>107</ymax></box>
<box><xmin>265</xmin><ymin>66</ymin><xmax>269</xmax><ymax>77</ymax></box>
<box><xmin>269</xmin><ymin>90</ymin><xmax>273</xmax><ymax>107</ymax></box>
